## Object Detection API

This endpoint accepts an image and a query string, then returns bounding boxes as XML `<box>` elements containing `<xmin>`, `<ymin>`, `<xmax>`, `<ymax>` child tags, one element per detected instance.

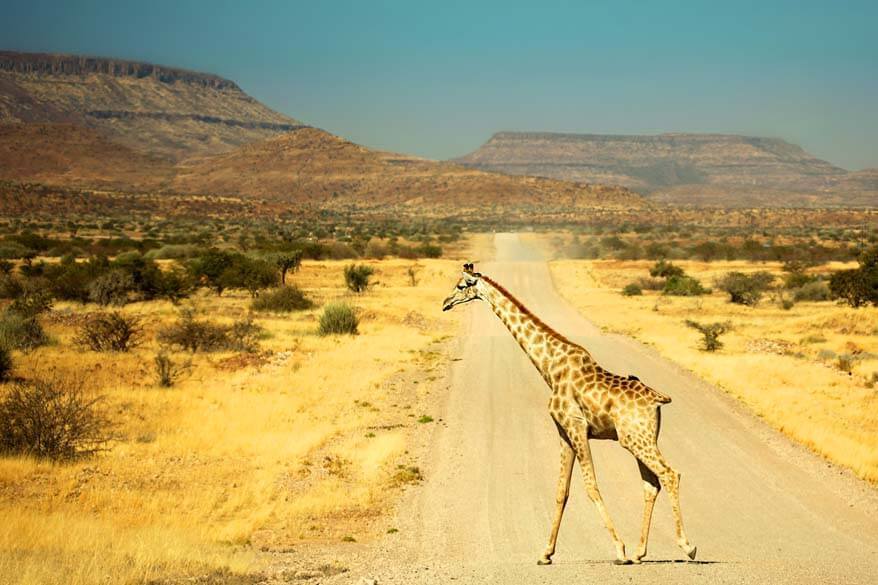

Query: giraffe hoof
<box><xmin>613</xmin><ymin>558</ymin><xmax>633</xmax><ymax>566</ymax></box>
<box><xmin>536</xmin><ymin>556</ymin><xmax>553</xmax><ymax>566</ymax></box>
<box><xmin>630</xmin><ymin>557</ymin><xmax>643</xmax><ymax>565</ymax></box>
<box><xmin>685</xmin><ymin>545</ymin><xmax>697</xmax><ymax>560</ymax></box>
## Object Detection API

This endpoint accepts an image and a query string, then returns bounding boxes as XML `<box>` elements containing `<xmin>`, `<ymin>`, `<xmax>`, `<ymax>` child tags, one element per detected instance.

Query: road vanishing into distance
<box><xmin>363</xmin><ymin>233</ymin><xmax>878</xmax><ymax>584</ymax></box>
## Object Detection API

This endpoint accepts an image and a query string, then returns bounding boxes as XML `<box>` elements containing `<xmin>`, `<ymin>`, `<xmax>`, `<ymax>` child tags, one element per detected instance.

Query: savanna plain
<box><xmin>1</xmin><ymin>208</ymin><xmax>877</xmax><ymax>585</ymax></box>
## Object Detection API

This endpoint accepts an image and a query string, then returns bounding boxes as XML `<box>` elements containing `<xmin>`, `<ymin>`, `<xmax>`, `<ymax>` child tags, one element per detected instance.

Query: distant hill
<box><xmin>173</xmin><ymin>126</ymin><xmax>641</xmax><ymax>209</ymax></box>
<box><xmin>455</xmin><ymin>132</ymin><xmax>877</xmax><ymax>206</ymax></box>
<box><xmin>0</xmin><ymin>51</ymin><xmax>303</xmax><ymax>160</ymax></box>
<box><xmin>0</xmin><ymin>51</ymin><xmax>640</xmax><ymax>210</ymax></box>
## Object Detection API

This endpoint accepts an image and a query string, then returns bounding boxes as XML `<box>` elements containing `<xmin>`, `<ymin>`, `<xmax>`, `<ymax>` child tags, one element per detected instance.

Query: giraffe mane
<box><xmin>480</xmin><ymin>275</ymin><xmax>582</xmax><ymax>348</ymax></box>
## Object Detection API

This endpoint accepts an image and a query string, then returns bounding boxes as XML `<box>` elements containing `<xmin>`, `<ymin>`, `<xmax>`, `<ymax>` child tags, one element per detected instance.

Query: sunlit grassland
<box><xmin>541</xmin><ymin>248</ymin><xmax>878</xmax><ymax>484</ymax></box>
<box><xmin>0</xmin><ymin>256</ymin><xmax>468</xmax><ymax>584</ymax></box>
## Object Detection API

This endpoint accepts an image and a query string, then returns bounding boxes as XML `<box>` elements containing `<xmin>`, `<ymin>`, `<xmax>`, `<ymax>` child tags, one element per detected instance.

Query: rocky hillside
<box><xmin>455</xmin><ymin>132</ymin><xmax>877</xmax><ymax>206</ymax></box>
<box><xmin>0</xmin><ymin>51</ymin><xmax>303</xmax><ymax>160</ymax></box>
<box><xmin>173</xmin><ymin>127</ymin><xmax>640</xmax><ymax>209</ymax></box>
<box><xmin>0</xmin><ymin>123</ymin><xmax>174</xmax><ymax>190</ymax></box>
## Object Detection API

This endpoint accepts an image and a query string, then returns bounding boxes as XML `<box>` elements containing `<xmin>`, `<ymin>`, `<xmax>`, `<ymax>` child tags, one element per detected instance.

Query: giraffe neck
<box><xmin>478</xmin><ymin>276</ymin><xmax>594</xmax><ymax>377</ymax></box>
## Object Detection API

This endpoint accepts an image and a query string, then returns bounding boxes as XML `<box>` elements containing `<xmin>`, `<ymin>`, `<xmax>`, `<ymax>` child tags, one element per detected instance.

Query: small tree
<box><xmin>268</xmin><ymin>251</ymin><xmax>303</xmax><ymax>284</ymax></box>
<box><xmin>685</xmin><ymin>320</ymin><xmax>731</xmax><ymax>352</ymax></box>
<box><xmin>344</xmin><ymin>264</ymin><xmax>374</xmax><ymax>293</ymax></box>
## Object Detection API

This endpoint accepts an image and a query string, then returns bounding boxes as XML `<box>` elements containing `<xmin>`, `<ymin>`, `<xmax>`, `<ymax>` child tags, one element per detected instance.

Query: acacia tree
<box><xmin>268</xmin><ymin>251</ymin><xmax>303</xmax><ymax>284</ymax></box>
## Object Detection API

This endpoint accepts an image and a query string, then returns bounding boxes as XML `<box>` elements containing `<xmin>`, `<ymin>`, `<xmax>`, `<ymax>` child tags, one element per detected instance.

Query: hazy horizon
<box><xmin>2</xmin><ymin>0</ymin><xmax>876</xmax><ymax>170</ymax></box>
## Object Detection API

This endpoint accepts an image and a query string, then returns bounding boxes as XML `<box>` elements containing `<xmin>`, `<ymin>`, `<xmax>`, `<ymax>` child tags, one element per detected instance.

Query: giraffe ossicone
<box><xmin>443</xmin><ymin>263</ymin><xmax>697</xmax><ymax>565</ymax></box>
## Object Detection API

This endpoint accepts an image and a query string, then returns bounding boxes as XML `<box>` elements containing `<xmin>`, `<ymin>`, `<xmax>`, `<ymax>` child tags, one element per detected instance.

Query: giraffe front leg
<box><xmin>567</xmin><ymin>425</ymin><xmax>630</xmax><ymax>564</ymax></box>
<box><xmin>538</xmin><ymin>436</ymin><xmax>575</xmax><ymax>566</ymax></box>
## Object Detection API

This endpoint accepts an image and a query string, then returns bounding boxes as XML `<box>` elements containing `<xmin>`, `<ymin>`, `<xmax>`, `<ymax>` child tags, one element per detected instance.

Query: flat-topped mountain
<box><xmin>455</xmin><ymin>132</ymin><xmax>876</xmax><ymax>206</ymax></box>
<box><xmin>0</xmin><ymin>51</ymin><xmax>303</xmax><ymax>160</ymax></box>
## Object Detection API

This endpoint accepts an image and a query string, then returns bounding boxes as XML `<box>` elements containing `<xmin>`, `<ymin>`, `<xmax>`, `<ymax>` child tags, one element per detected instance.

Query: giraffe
<box><xmin>442</xmin><ymin>263</ymin><xmax>696</xmax><ymax>565</ymax></box>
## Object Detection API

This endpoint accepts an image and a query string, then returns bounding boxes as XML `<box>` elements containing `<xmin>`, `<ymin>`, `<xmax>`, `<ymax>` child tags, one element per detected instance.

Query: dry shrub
<box><xmin>153</xmin><ymin>352</ymin><xmax>191</xmax><ymax>388</ymax></box>
<box><xmin>75</xmin><ymin>312</ymin><xmax>143</xmax><ymax>352</ymax></box>
<box><xmin>0</xmin><ymin>372</ymin><xmax>111</xmax><ymax>461</ymax></box>
<box><xmin>158</xmin><ymin>309</ymin><xmax>261</xmax><ymax>353</ymax></box>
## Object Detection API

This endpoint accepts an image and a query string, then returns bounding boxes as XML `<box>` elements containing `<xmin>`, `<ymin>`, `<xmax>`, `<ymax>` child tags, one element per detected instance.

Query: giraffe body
<box><xmin>443</xmin><ymin>264</ymin><xmax>696</xmax><ymax>565</ymax></box>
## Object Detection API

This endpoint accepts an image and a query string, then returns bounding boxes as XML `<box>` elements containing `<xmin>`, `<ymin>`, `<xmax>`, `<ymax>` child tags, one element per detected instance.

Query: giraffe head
<box><xmin>442</xmin><ymin>263</ymin><xmax>483</xmax><ymax>311</ymax></box>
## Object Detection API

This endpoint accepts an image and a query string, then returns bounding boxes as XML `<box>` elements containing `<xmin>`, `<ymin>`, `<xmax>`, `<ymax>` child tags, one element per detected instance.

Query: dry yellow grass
<box><xmin>0</xmin><ymin>256</ymin><xmax>467</xmax><ymax>584</ymax></box>
<box><xmin>540</xmin><ymin>250</ymin><xmax>878</xmax><ymax>484</ymax></box>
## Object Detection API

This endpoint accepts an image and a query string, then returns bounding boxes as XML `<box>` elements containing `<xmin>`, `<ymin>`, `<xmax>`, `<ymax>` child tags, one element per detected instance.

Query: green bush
<box><xmin>716</xmin><ymin>271</ymin><xmax>775</xmax><ymax>306</ymax></box>
<box><xmin>251</xmin><ymin>286</ymin><xmax>313</xmax><ymax>312</ymax></box>
<box><xmin>318</xmin><ymin>303</ymin><xmax>359</xmax><ymax>335</ymax></box>
<box><xmin>0</xmin><ymin>373</ymin><xmax>110</xmax><ymax>461</ymax></box>
<box><xmin>344</xmin><ymin>264</ymin><xmax>374</xmax><ymax>293</ymax></box>
<box><xmin>650</xmin><ymin>260</ymin><xmax>685</xmax><ymax>279</ymax></box>
<box><xmin>75</xmin><ymin>312</ymin><xmax>143</xmax><ymax>352</ymax></box>
<box><xmin>792</xmin><ymin>281</ymin><xmax>830</xmax><ymax>302</ymax></box>
<box><xmin>663</xmin><ymin>275</ymin><xmax>708</xmax><ymax>296</ymax></box>
<box><xmin>88</xmin><ymin>269</ymin><xmax>135</xmax><ymax>306</ymax></box>
<box><xmin>622</xmin><ymin>283</ymin><xmax>643</xmax><ymax>296</ymax></box>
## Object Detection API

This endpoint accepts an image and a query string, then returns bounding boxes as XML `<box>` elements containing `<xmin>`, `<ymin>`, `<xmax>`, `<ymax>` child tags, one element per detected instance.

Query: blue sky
<box><xmin>2</xmin><ymin>0</ymin><xmax>876</xmax><ymax>169</ymax></box>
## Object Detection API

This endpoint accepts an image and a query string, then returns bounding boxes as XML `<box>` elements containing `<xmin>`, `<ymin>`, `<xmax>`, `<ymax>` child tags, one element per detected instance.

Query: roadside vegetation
<box><xmin>0</xmin><ymin>216</ymin><xmax>471</xmax><ymax>585</ymax></box>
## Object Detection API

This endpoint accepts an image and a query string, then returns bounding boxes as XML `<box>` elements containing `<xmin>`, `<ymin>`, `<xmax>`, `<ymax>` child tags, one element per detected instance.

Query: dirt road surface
<box><xmin>359</xmin><ymin>233</ymin><xmax>878</xmax><ymax>584</ymax></box>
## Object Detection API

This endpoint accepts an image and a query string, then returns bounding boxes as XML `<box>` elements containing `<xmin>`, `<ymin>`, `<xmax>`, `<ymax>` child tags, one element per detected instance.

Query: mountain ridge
<box><xmin>454</xmin><ymin>131</ymin><xmax>874</xmax><ymax>206</ymax></box>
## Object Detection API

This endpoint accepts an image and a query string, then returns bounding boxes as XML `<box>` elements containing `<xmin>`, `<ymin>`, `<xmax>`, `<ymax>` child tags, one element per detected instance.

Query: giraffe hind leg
<box><xmin>633</xmin><ymin>459</ymin><xmax>660</xmax><ymax>563</ymax></box>
<box><xmin>625</xmin><ymin>436</ymin><xmax>696</xmax><ymax>560</ymax></box>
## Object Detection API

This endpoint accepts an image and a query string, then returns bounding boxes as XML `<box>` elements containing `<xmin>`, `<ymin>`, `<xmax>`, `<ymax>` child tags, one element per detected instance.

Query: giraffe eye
<box><xmin>457</xmin><ymin>284</ymin><xmax>466</xmax><ymax>290</ymax></box>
